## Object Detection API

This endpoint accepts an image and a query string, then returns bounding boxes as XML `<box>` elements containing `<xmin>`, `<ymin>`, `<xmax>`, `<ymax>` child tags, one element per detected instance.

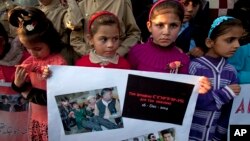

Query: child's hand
<box><xmin>14</xmin><ymin>65</ymin><xmax>28</xmax><ymax>87</ymax></box>
<box><xmin>198</xmin><ymin>76</ymin><xmax>211</xmax><ymax>94</ymax></box>
<box><xmin>228</xmin><ymin>84</ymin><xmax>241</xmax><ymax>96</ymax></box>
<box><xmin>42</xmin><ymin>66</ymin><xmax>51</xmax><ymax>79</ymax></box>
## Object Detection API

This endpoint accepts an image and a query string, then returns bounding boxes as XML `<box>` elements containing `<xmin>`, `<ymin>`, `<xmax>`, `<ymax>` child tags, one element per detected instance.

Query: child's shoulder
<box><xmin>118</xmin><ymin>56</ymin><xmax>131</xmax><ymax>69</ymax></box>
<box><xmin>130</xmin><ymin>42</ymin><xmax>150</xmax><ymax>51</ymax></box>
<box><xmin>189</xmin><ymin>57</ymin><xmax>205</xmax><ymax>66</ymax></box>
<box><xmin>75</xmin><ymin>55</ymin><xmax>90</xmax><ymax>66</ymax></box>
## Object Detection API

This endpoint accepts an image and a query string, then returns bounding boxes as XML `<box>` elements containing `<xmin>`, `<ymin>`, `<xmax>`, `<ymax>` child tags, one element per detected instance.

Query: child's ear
<box><xmin>86</xmin><ymin>34</ymin><xmax>93</xmax><ymax>46</ymax></box>
<box><xmin>147</xmin><ymin>21</ymin><xmax>152</xmax><ymax>33</ymax></box>
<box><xmin>205</xmin><ymin>38</ymin><xmax>214</xmax><ymax>48</ymax></box>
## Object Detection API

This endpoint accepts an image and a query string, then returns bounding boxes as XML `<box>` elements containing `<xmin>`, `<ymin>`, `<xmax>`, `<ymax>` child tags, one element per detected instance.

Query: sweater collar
<box><xmin>148</xmin><ymin>37</ymin><xmax>176</xmax><ymax>50</ymax></box>
<box><xmin>89</xmin><ymin>49</ymin><xmax>119</xmax><ymax>65</ymax></box>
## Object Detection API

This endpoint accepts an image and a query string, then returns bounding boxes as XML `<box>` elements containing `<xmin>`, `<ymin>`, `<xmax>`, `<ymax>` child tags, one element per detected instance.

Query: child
<box><xmin>176</xmin><ymin>0</ymin><xmax>208</xmax><ymax>58</ymax></box>
<box><xmin>69</xmin><ymin>0</ymin><xmax>141</xmax><ymax>56</ymax></box>
<box><xmin>75</xmin><ymin>11</ymin><xmax>131</xmax><ymax>69</ymax></box>
<box><xmin>9</xmin><ymin>6</ymin><xmax>68</xmax><ymax>141</ymax></box>
<box><xmin>227</xmin><ymin>0</ymin><xmax>250</xmax><ymax>84</ymax></box>
<box><xmin>37</xmin><ymin>0</ymin><xmax>81</xmax><ymax>65</ymax></box>
<box><xmin>128</xmin><ymin>0</ymin><xmax>189</xmax><ymax>74</ymax></box>
<box><xmin>128</xmin><ymin>0</ymin><xmax>210</xmax><ymax>93</ymax></box>
<box><xmin>188</xmin><ymin>16</ymin><xmax>244</xmax><ymax>141</ymax></box>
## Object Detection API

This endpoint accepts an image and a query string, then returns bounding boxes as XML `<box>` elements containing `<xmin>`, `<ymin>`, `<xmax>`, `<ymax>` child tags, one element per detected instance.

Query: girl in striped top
<box><xmin>189</xmin><ymin>16</ymin><xmax>244</xmax><ymax>141</ymax></box>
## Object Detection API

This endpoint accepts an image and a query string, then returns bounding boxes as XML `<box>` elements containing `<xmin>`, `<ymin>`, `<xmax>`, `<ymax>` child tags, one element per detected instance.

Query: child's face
<box><xmin>206</xmin><ymin>26</ymin><xmax>244</xmax><ymax>58</ymax></box>
<box><xmin>147</xmin><ymin>12</ymin><xmax>181</xmax><ymax>47</ymax></box>
<box><xmin>20</xmin><ymin>37</ymin><xmax>50</xmax><ymax>59</ymax></box>
<box><xmin>180</xmin><ymin>0</ymin><xmax>200</xmax><ymax>23</ymax></box>
<box><xmin>89</xmin><ymin>25</ymin><xmax>120</xmax><ymax>57</ymax></box>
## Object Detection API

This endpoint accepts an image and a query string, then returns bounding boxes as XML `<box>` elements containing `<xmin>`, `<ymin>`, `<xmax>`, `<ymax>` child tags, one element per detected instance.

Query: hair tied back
<box><xmin>8</xmin><ymin>7</ymin><xmax>37</xmax><ymax>31</ymax></box>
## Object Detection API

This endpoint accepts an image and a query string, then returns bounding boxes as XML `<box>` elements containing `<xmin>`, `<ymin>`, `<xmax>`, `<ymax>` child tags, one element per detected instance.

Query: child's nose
<box><xmin>186</xmin><ymin>2</ymin><xmax>194</xmax><ymax>12</ymax></box>
<box><xmin>107</xmin><ymin>40</ymin><xmax>115</xmax><ymax>48</ymax></box>
<box><xmin>234</xmin><ymin>40</ymin><xmax>241</xmax><ymax>48</ymax></box>
<box><xmin>162</xmin><ymin>26</ymin><xmax>170</xmax><ymax>35</ymax></box>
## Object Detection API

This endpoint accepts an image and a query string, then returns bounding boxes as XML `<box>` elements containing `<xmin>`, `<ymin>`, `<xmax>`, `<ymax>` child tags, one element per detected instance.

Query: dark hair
<box><xmin>229</xmin><ymin>0</ymin><xmax>250</xmax><ymax>44</ymax></box>
<box><xmin>0</xmin><ymin>23</ymin><xmax>11</xmax><ymax>59</ymax></box>
<box><xmin>182</xmin><ymin>0</ymin><xmax>202</xmax><ymax>6</ymax></box>
<box><xmin>60</xmin><ymin>97</ymin><xmax>69</xmax><ymax>102</ymax></box>
<box><xmin>161</xmin><ymin>128</ymin><xmax>175</xmax><ymax>137</ymax></box>
<box><xmin>71</xmin><ymin>101</ymin><xmax>78</xmax><ymax>106</ymax></box>
<box><xmin>8</xmin><ymin>6</ymin><xmax>64</xmax><ymax>53</ymax></box>
<box><xmin>148</xmin><ymin>133</ymin><xmax>155</xmax><ymax>139</ymax></box>
<box><xmin>209</xmin><ymin>18</ymin><xmax>243</xmax><ymax>40</ymax></box>
<box><xmin>88</xmin><ymin>11</ymin><xmax>121</xmax><ymax>36</ymax></box>
<box><xmin>100</xmin><ymin>88</ymin><xmax>113</xmax><ymax>96</ymax></box>
<box><xmin>149</xmin><ymin>0</ymin><xmax>184</xmax><ymax>22</ymax></box>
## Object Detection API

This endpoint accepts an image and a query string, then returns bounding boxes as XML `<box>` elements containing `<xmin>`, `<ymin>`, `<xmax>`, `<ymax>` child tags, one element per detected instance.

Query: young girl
<box><xmin>9</xmin><ymin>6</ymin><xmax>68</xmax><ymax>141</ymax></box>
<box><xmin>128</xmin><ymin>0</ymin><xmax>189</xmax><ymax>74</ymax></box>
<box><xmin>128</xmin><ymin>0</ymin><xmax>210</xmax><ymax>93</ymax></box>
<box><xmin>75</xmin><ymin>11</ymin><xmax>131</xmax><ymax>69</ymax></box>
<box><xmin>68</xmin><ymin>0</ymin><xmax>141</xmax><ymax>57</ymax></box>
<box><xmin>188</xmin><ymin>16</ymin><xmax>244</xmax><ymax>141</ymax></box>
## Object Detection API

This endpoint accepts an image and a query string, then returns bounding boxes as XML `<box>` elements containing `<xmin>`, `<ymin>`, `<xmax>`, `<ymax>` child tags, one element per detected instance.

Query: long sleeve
<box><xmin>127</xmin><ymin>44</ymin><xmax>140</xmax><ymax>70</ymax></box>
<box><xmin>63</xmin><ymin>0</ymin><xmax>83</xmax><ymax>30</ymax></box>
<box><xmin>70</xmin><ymin>29</ymin><xmax>89</xmax><ymax>56</ymax></box>
<box><xmin>109</xmin><ymin>100</ymin><xmax>122</xmax><ymax>119</ymax></box>
<box><xmin>27</xmin><ymin>88</ymin><xmax>47</xmax><ymax>105</ymax></box>
<box><xmin>189</xmin><ymin>60</ymin><xmax>238</xmax><ymax>110</ymax></box>
<box><xmin>69</xmin><ymin>0</ymin><xmax>141</xmax><ymax>56</ymax></box>
<box><xmin>195</xmin><ymin>86</ymin><xmax>236</xmax><ymax>110</ymax></box>
<box><xmin>117</xmin><ymin>0</ymin><xmax>141</xmax><ymax>56</ymax></box>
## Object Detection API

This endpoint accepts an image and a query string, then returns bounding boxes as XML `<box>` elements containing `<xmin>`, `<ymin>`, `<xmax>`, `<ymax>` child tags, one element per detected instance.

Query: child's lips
<box><xmin>160</xmin><ymin>38</ymin><xmax>170</xmax><ymax>42</ymax></box>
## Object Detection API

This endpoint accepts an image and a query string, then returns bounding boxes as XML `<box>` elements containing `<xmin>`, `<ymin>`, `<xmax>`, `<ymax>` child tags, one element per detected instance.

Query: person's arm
<box><xmin>25</xmin><ymin>88</ymin><xmax>47</xmax><ymax>105</ymax></box>
<box><xmin>70</xmin><ymin>29</ymin><xmax>89</xmax><ymax>56</ymax></box>
<box><xmin>12</xmin><ymin>81</ymin><xmax>47</xmax><ymax>105</ymax></box>
<box><xmin>63</xmin><ymin>0</ymin><xmax>83</xmax><ymax>30</ymax></box>
<box><xmin>109</xmin><ymin>99</ymin><xmax>122</xmax><ymax>119</ymax></box>
<box><xmin>127</xmin><ymin>44</ymin><xmax>140</xmax><ymax>70</ymax></box>
<box><xmin>94</xmin><ymin>104</ymin><xmax>99</xmax><ymax>116</ymax></box>
<box><xmin>117</xmin><ymin>0</ymin><xmax>141</xmax><ymax>56</ymax></box>
<box><xmin>189</xmin><ymin>61</ymin><xmax>239</xmax><ymax>110</ymax></box>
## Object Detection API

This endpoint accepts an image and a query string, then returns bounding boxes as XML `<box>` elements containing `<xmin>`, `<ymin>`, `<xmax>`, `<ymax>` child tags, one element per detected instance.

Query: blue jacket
<box><xmin>228</xmin><ymin>43</ymin><xmax>250</xmax><ymax>84</ymax></box>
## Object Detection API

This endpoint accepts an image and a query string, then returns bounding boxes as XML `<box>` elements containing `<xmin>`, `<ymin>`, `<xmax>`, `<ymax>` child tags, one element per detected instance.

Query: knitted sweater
<box><xmin>189</xmin><ymin>56</ymin><xmax>238</xmax><ymax>141</ymax></box>
<box><xmin>76</xmin><ymin>54</ymin><xmax>131</xmax><ymax>70</ymax></box>
<box><xmin>128</xmin><ymin>38</ymin><xmax>190</xmax><ymax>74</ymax></box>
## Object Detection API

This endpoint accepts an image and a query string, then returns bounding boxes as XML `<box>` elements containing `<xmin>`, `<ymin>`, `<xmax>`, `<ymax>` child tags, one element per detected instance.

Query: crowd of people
<box><xmin>0</xmin><ymin>0</ymin><xmax>249</xmax><ymax>141</ymax></box>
